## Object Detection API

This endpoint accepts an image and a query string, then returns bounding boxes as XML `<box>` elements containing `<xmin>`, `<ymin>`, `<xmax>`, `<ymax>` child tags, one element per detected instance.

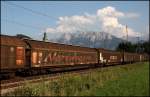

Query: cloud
<box><xmin>45</xmin><ymin>28</ymin><xmax>55</xmax><ymax>33</ymax></box>
<box><xmin>45</xmin><ymin>6</ymin><xmax>140</xmax><ymax>39</ymax></box>
<box><xmin>125</xmin><ymin>13</ymin><xmax>140</xmax><ymax>18</ymax></box>
<box><xmin>97</xmin><ymin>6</ymin><xmax>124</xmax><ymax>17</ymax></box>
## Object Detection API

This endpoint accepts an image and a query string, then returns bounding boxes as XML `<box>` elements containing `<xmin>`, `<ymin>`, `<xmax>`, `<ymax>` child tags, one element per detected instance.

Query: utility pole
<box><xmin>103</xmin><ymin>33</ymin><xmax>105</xmax><ymax>48</ymax></box>
<box><xmin>136</xmin><ymin>34</ymin><xmax>140</xmax><ymax>53</ymax></box>
<box><xmin>102</xmin><ymin>32</ymin><xmax>106</xmax><ymax>49</ymax></box>
<box><xmin>104</xmin><ymin>34</ymin><xmax>108</xmax><ymax>49</ymax></box>
<box><xmin>126</xmin><ymin>25</ymin><xmax>128</xmax><ymax>42</ymax></box>
<box><xmin>43</xmin><ymin>32</ymin><xmax>48</xmax><ymax>42</ymax></box>
<box><xmin>122</xmin><ymin>25</ymin><xmax>128</xmax><ymax>64</ymax></box>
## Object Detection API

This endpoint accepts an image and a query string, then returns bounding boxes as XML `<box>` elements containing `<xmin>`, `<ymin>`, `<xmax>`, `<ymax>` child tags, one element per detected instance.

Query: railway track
<box><xmin>1</xmin><ymin>66</ymin><xmax>100</xmax><ymax>95</ymax></box>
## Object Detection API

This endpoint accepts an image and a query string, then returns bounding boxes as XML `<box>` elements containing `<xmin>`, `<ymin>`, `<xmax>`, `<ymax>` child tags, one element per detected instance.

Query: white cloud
<box><xmin>125</xmin><ymin>13</ymin><xmax>140</xmax><ymax>18</ymax></box>
<box><xmin>45</xmin><ymin>6</ymin><xmax>140</xmax><ymax>39</ymax></box>
<box><xmin>97</xmin><ymin>6</ymin><xmax>124</xmax><ymax>17</ymax></box>
<box><xmin>45</xmin><ymin>28</ymin><xmax>55</xmax><ymax>33</ymax></box>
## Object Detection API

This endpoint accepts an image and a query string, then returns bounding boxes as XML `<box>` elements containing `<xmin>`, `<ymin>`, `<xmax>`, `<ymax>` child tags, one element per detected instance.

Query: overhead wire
<box><xmin>1</xmin><ymin>18</ymin><xmax>44</xmax><ymax>30</ymax></box>
<box><xmin>2</xmin><ymin>2</ymin><xmax>46</xmax><ymax>31</ymax></box>
<box><xmin>3</xmin><ymin>1</ymin><xmax>87</xmax><ymax>33</ymax></box>
<box><xmin>5</xmin><ymin>1</ymin><xmax>58</xmax><ymax>20</ymax></box>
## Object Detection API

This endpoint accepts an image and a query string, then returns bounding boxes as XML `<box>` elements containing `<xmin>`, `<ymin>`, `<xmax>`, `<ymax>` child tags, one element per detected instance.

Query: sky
<box><xmin>1</xmin><ymin>1</ymin><xmax>149</xmax><ymax>41</ymax></box>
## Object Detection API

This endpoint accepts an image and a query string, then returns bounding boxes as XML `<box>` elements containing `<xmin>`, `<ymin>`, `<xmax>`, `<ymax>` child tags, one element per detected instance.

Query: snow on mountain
<box><xmin>49</xmin><ymin>32</ymin><xmax>124</xmax><ymax>50</ymax></box>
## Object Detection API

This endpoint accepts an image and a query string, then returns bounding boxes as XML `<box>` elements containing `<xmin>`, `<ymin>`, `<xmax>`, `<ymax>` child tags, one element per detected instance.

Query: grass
<box><xmin>4</xmin><ymin>62</ymin><xmax>149</xmax><ymax>96</ymax></box>
<box><xmin>94</xmin><ymin>62</ymin><xmax>149</xmax><ymax>96</ymax></box>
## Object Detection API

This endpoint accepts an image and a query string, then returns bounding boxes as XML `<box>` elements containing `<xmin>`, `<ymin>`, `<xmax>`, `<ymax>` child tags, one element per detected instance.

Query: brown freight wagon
<box><xmin>97</xmin><ymin>48</ymin><xmax>123</xmax><ymax>65</ymax></box>
<box><xmin>24</xmin><ymin>39</ymin><xmax>98</xmax><ymax>69</ymax></box>
<box><xmin>143</xmin><ymin>54</ymin><xmax>149</xmax><ymax>61</ymax></box>
<box><xmin>139</xmin><ymin>53</ymin><xmax>149</xmax><ymax>62</ymax></box>
<box><xmin>123</xmin><ymin>52</ymin><xmax>133</xmax><ymax>63</ymax></box>
<box><xmin>123</xmin><ymin>52</ymin><xmax>142</xmax><ymax>63</ymax></box>
<box><xmin>0</xmin><ymin>35</ymin><xmax>26</xmax><ymax>77</ymax></box>
<box><xmin>129</xmin><ymin>53</ymin><xmax>141</xmax><ymax>62</ymax></box>
<box><xmin>134</xmin><ymin>53</ymin><xmax>142</xmax><ymax>62</ymax></box>
<box><xmin>132</xmin><ymin>53</ymin><xmax>138</xmax><ymax>62</ymax></box>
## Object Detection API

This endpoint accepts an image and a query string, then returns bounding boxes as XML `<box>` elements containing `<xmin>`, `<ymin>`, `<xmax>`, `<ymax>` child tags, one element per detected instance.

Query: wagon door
<box><xmin>25</xmin><ymin>49</ymin><xmax>31</xmax><ymax>68</ymax></box>
<box><xmin>1</xmin><ymin>45</ymin><xmax>16</xmax><ymax>69</ymax></box>
<box><xmin>16</xmin><ymin>46</ymin><xmax>25</xmax><ymax>68</ymax></box>
<box><xmin>8</xmin><ymin>46</ymin><xmax>16</xmax><ymax>68</ymax></box>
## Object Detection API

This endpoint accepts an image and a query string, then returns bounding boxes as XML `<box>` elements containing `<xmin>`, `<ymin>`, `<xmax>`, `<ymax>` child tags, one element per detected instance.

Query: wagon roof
<box><xmin>124</xmin><ymin>52</ymin><xmax>137</xmax><ymax>55</ymax></box>
<box><xmin>98</xmin><ymin>48</ymin><xmax>121</xmax><ymax>53</ymax></box>
<box><xmin>24</xmin><ymin>39</ymin><xmax>96</xmax><ymax>52</ymax></box>
<box><xmin>0</xmin><ymin>35</ymin><xmax>26</xmax><ymax>46</ymax></box>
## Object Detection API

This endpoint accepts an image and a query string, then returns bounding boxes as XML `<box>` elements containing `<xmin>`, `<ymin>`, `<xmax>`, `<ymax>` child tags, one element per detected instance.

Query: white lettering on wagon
<box><xmin>110</xmin><ymin>56</ymin><xmax>117</xmax><ymax>60</ymax></box>
<box><xmin>99</xmin><ymin>52</ymin><xmax>106</xmax><ymax>63</ymax></box>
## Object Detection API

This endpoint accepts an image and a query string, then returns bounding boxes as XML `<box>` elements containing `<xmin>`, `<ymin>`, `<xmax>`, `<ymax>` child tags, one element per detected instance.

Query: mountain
<box><xmin>49</xmin><ymin>32</ymin><xmax>124</xmax><ymax>50</ymax></box>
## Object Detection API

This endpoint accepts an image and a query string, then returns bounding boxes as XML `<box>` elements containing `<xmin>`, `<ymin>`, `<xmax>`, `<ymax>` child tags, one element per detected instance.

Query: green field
<box><xmin>5</xmin><ymin>62</ymin><xmax>149</xmax><ymax>96</ymax></box>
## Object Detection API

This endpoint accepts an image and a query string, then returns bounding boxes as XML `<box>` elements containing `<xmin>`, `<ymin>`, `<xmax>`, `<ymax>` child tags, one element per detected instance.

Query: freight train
<box><xmin>0</xmin><ymin>35</ymin><xmax>149</xmax><ymax>78</ymax></box>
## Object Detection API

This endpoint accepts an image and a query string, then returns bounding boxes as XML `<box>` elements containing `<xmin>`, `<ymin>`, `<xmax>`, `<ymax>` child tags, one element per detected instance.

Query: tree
<box><xmin>141</xmin><ymin>41</ymin><xmax>150</xmax><ymax>54</ymax></box>
<box><xmin>116</xmin><ymin>41</ymin><xmax>149</xmax><ymax>54</ymax></box>
<box><xmin>116</xmin><ymin>42</ymin><xmax>135</xmax><ymax>53</ymax></box>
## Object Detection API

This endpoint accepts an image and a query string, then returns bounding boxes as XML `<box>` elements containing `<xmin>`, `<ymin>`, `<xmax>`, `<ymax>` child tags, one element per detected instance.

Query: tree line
<box><xmin>116</xmin><ymin>41</ymin><xmax>149</xmax><ymax>54</ymax></box>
